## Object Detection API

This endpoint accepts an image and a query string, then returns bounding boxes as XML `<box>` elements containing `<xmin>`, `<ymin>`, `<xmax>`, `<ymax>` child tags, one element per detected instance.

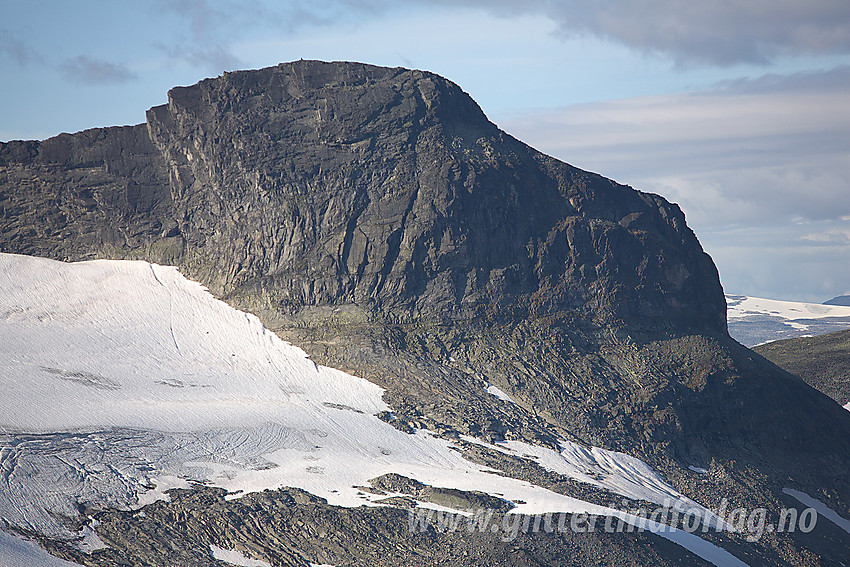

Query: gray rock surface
<box><xmin>39</xmin><ymin>485</ymin><xmax>718</xmax><ymax>567</ymax></box>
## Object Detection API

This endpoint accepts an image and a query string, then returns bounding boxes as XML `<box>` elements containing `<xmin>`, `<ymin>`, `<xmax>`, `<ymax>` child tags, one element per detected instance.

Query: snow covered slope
<box><xmin>726</xmin><ymin>294</ymin><xmax>850</xmax><ymax>346</ymax></box>
<box><xmin>0</xmin><ymin>254</ymin><xmax>745</xmax><ymax>566</ymax></box>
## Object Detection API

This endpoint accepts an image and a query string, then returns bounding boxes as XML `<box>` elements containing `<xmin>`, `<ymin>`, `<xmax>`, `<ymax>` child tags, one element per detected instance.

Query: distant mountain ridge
<box><xmin>825</xmin><ymin>294</ymin><xmax>850</xmax><ymax>306</ymax></box>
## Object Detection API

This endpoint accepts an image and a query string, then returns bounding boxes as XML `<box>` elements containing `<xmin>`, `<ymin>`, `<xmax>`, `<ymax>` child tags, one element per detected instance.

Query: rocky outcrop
<box><xmin>0</xmin><ymin>125</ymin><xmax>174</xmax><ymax>262</ymax></box>
<box><xmin>39</xmin><ymin>486</ymin><xmax>718</xmax><ymax>567</ymax></box>
<box><xmin>2</xmin><ymin>61</ymin><xmax>725</xmax><ymax>333</ymax></box>
<box><xmin>3</xmin><ymin>60</ymin><xmax>850</xmax><ymax>565</ymax></box>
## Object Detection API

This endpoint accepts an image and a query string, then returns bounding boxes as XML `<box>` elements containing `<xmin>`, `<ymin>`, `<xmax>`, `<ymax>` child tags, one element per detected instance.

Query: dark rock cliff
<box><xmin>3</xmin><ymin>60</ymin><xmax>850</xmax><ymax>566</ymax></box>
<box><xmin>0</xmin><ymin>125</ymin><xmax>172</xmax><ymax>259</ymax></box>
<box><xmin>2</xmin><ymin>61</ymin><xmax>725</xmax><ymax>333</ymax></box>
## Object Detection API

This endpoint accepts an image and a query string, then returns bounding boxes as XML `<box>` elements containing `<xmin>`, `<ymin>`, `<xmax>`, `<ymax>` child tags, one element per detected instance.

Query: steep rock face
<box><xmin>2</xmin><ymin>61</ymin><xmax>848</xmax><ymax>452</ymax></box>
<box><xmin>140</xmin><ymin>61</ymin><xmax>725</xmax><ymax>334</ymax></box>
<box><xmin>2</xmin><ymin>61</ymin><xmax>847</xmax><ymax>459</ymax></box>
<box><xmin>2</xmin><ymin>62</ymin><xmax>726</xmax><ymax>334</ymax></box>
<box><xmin>0</xmin><ymin>125</ymin><xmax>172</xmax><ymax>261</ymax></box>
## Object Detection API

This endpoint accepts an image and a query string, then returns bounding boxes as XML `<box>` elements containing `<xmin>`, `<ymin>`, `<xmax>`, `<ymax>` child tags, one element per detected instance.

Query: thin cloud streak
<box><xmin>423</xmin><ymin>0</ymin><xmax>850</xmax><ymax>65</ymax></box>
<box><xmin>716</xmin><ymin>64</ymin><xmax>850</xmax><ymax>93</ymax></box>
<box><xmin>59</xmin><ymin>55</ymin><xmax>137</xmax><ymax>85</ymax></box>
<box><xmin>0</xmin><ymin>30</ymin><xmax>43</xmax><ymax>67</ymax></box>
<box><xmin>801</xmin><ymin>228</ymin><xmax>850</xmax><ymax>245</ymax></box>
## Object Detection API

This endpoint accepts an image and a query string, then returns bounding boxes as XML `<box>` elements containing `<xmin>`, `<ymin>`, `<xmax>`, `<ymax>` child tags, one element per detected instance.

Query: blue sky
<box><xmin>2</xmin><ymin>0</ymin><xmax>849</xmax><ymax>302</ymax></box>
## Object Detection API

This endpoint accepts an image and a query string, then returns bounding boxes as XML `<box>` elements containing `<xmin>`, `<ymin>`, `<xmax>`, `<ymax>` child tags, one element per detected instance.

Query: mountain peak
<box><xmin>136</xmin><ymin>60</ymin><xmax>726</xmax><ymax>335</ymax></box>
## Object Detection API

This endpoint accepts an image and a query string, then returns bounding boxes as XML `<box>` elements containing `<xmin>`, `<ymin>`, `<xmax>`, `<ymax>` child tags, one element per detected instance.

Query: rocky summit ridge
<box><xmin>2</xmin><ymin>60</ymin><xmax>725</xmax><ymax>332</ymax></box>
<box><xmin>2</xmin><ymin>60</ymin><xmax>850</xmax><ymax>565</ymax></box>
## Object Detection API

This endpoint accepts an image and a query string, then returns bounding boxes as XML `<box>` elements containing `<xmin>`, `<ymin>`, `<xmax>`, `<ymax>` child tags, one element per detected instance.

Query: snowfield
<box><xmin>210</xmin><ymin>545</ymin><xmax>272</xmax><ymax>567</ymax></box>
<box><xmin>726</xmin><ymin>294</ymin><xmax>850</xmax><ymax>346</ymax></box>
<box><xmin>726</xmin><ymin>295</ymin><xmax>850</xmax><ymax>322</ymax></box>
<box><xmin>0</xmin><ymin>253</ymin><xmax>748</xmax><ymax>566</ymax></box>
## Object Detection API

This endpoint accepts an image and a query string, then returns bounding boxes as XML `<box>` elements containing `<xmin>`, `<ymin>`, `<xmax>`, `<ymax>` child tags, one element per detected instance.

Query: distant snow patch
<box><xmin>689</xmin><ymin>466</ymin><xmax>708</xmax><ymax>474</ymax></box>
<box><xmin>210</xmin><ymin>545</ymin><xmax>271</xmax><ymax>567</ymax></box>
<box><xmin>844</xmin><ymin>403</ymin><xmax>850</xmax><ymax>412</ymax></box>
<box><xmin>136</xmin><ymin>476</ymin><xmax>193</xmax><ymax>507</ymax></box>
<box><xmin>782</xmin><ymin>488</ymin><xmax>850</xmax><ymax>535</ymax></box>
<box><xmin>725</xmin><ymin>294</ymin><xmax>850</xmax><ymax>346</ymax></box>
<box><xmin>77</xmin><ymin>524</ymin><xmax>108</xmax><ymax>553</ymax></box>
<box><xmin>726</xmin><ymin>295</ymin><xmax>850</xmax><ymax>321</ymax></box>
<box><xmin>484</xmin><ymin>382</ymin><xmax>515</xmax><ymax>403</ymax></box>
<box><xmin>414</xmin><ymin>501</ymin><xmax>475</xmax><ymax>517</ymax></box>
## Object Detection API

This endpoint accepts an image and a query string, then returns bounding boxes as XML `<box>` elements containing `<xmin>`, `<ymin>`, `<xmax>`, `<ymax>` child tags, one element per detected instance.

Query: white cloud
<box><xmin>498</xmin><ymin>69</ymin><xmax>850</xmax><ymax>230</ymax></box>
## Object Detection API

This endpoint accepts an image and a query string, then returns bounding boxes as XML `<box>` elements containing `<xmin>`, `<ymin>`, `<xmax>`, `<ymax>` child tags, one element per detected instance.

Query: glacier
<box><xmin>0</xmin><ymin>253</ymin><xmax>748</xmax><ymax>566</ymax></box>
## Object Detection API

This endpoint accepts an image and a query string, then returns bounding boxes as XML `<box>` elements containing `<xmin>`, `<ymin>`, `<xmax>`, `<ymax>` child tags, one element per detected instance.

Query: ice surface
<box><xmin>0</xmin><ymin>530</ymin><xmax>83</xmax><ymax>567</ymax></box>
<box><xmin>0</xmin><ymin>253</ymin><xmax>386</xmax><ymax>432</ymax></box>
<box><xmin>460</xmin><ymin>436</ymin><xmax>728</xmax><ymax>531</ymax></box>
<box><xmin>0</xmin><ymin>254</ymin><xmax>748</xmax><ymax>566</ymax></box>
<box><xmin>782</xmin><ymin>488</ymin><xmax>850</xmax><ymax>535</ymax></box>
